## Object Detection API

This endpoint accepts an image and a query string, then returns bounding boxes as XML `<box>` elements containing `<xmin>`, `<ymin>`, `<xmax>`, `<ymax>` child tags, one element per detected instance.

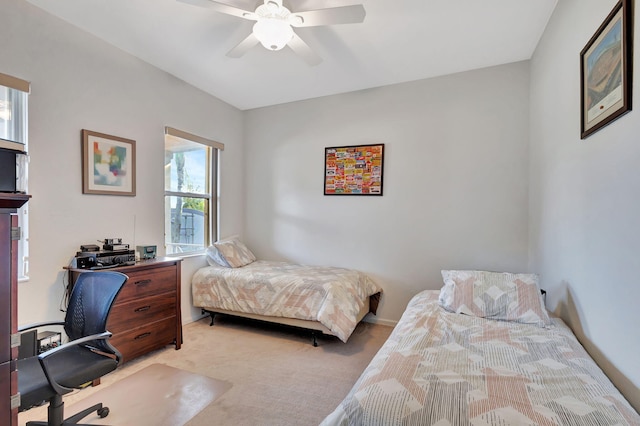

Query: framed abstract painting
<box><xmin>82</xmin><ymin>129</ymin><xmax>136</xmax><ymax>196</ymax></box>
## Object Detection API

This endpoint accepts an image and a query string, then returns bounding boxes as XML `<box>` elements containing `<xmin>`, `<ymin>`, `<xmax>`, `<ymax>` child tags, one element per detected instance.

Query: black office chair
<box><xmin>18</xmin><ymin>271</ymin><xmax>128</xmax><ymax>426</ymax></box>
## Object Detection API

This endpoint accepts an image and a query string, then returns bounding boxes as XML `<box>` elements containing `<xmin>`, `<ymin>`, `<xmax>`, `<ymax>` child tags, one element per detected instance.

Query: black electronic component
<box><xmin>74</xmin><ymin>249</ymin><xmax>135</xmax><ymax>269</ymax></box>
<box><xmin>103</xmin><ymin>243</ymin><xmax>129</xmax><ymax>251</ymax></box>
<box><xmin>37</xmin><ymin>331</ymin><xmax>61</xmax><ymax>354</ymax></box>
<box><xmin>18</xmin><ymin>329</ymin><xmax>37</xmax><ymax>360</ymax></box>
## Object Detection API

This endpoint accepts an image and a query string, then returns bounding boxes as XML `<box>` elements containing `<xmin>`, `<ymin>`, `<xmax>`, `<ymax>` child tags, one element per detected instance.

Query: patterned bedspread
<box><xmin>192</xmin><ymin>260</ymin><xmax>381</xmax><ymax>342</ymax></box>
<box><xmin>322</xmin><ymin>290</ymin><xmax>640</xmax><ymax>425</ymax></box>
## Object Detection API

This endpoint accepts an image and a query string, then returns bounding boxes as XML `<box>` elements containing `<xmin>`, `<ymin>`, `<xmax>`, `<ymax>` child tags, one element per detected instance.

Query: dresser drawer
<box><xmin>107</xmin><ymin>292</ymin><xmax>176</xmax><ymax>334</ymax></box>
<box><xmin>109</xmin><ymin>316</ymin><xmax>177</xmax><ymax>362</ymax></box>
<box><xmin>116</xmin><ymin>266</ymin><xmax>176</xmax><ymax>304</ymax></box>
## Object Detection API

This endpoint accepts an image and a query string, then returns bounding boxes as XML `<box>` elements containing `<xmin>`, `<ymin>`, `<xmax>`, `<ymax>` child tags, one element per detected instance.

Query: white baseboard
<box><xmin>363</xmin><ymin>316</ymin><xmax>397</xmax><ymax>327</ymax></box>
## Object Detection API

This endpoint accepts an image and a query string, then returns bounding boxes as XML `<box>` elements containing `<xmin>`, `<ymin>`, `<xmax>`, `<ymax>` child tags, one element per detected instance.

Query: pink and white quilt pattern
<box><xmin>322</xmin><ymin>290</ymin><xmax>640</xmax><ymax>425</ymax></box>
<box><xmin>192</xmin><ymin>260</ymin><xmax>381</xmax><ymax>342</ymax></box>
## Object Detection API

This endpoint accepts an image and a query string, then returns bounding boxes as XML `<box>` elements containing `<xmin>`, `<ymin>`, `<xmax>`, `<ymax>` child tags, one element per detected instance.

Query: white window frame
<box><xmin>164</xmin><ymin>127</ymin><xmax>223</xmax><ymax>256</ymax></box>
<box><xmin>0</xmin><ymin>73</ymin><xmax>30</xmax><ymax>280</ymax></box>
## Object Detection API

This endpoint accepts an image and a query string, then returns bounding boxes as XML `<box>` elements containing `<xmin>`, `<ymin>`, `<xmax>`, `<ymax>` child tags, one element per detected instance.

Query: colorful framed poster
<box><xmin>324</xmin><ymin>143</ymin><xmax>384</xmax><ymax>196</ymax></box>
<box><xmin>580</xmin><ymin>0</ymin><xmax>633</xmax><ymax>139</ymax></box>
<box><xmin>82</xmin><ymin>129</ymin><xmax>136</xmax><ymax>196</ymax></box>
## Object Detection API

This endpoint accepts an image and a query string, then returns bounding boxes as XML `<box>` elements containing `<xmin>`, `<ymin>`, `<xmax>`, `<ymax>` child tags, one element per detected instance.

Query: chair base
<box><xmin>26</xmin><ymin>394</ymin><xmax>110</xmax><ymax>426</ymax></box>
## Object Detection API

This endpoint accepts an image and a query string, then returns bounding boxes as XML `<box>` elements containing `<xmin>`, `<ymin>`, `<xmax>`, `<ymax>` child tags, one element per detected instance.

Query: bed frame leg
<box><xmin>201</xmin><ymin>309</ymin><xmax>216</xmax><ymax>326</ymax></box>
<box><xmin>312</xmin><ymin>331</ymin><xmax>318</xmax><ymax>347</ymax></box>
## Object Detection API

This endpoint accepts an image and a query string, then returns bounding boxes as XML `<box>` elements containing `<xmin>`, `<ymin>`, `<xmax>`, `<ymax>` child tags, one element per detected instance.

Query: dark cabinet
<box><xmin>0</xmin><ymin>194</ymin><xmax>29</xmax><ymax>426</ymax></box>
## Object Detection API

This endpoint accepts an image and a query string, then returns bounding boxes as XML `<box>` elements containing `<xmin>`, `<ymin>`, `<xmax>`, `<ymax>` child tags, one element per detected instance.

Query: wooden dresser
<box><xmin>0</xmin><ymin>194</ymin><xmax>30</xmax><ymax>426</ymax></box>
<box><xmin>66</xmin><ymin>257</ymin><xmax>182</xmax><ymax>363</ymax></box>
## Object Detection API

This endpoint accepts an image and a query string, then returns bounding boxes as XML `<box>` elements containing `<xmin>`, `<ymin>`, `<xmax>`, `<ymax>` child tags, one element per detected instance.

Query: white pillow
<box><xmin>439</xmin><ymin>270</ymin><xmax>551</xmax><ymax>327</ymax></box>
<box><xmin>213</xmin><ymin>238</ymin><xmax>256</xmax><ymax>268</ymax></box>
<box><xmin>205</xmin><ymin>245</ymin><xmax>230</xmax><ymax>267</ymax></box>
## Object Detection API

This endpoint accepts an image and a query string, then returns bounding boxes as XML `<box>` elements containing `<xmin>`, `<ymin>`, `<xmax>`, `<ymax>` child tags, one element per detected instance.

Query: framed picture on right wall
<box><xmin>580</xmin><ymin>0</ymin><xmax>633</xmax><ymax>139</ymax></box>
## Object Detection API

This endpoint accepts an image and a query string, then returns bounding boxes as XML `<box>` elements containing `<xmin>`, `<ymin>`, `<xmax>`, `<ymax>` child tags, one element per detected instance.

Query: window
<box><xmin>164</xmin><ymin>127</ymin><xmax>223</xmax><ymax>255</ymax></box>
<box><xmin>0</xmin><ymin>74</ymin><xmax>28</xmax><ymax>146</ymax></box>
<box><xmin>0</xmin><ymin>72</ymin><xmax>29</xmax><ymax>280</ymax></box>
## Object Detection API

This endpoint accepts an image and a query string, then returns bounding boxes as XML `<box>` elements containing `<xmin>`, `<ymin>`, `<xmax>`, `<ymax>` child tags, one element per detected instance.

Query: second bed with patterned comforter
<box><xmin>192</xmin><ymin>260</ymin><xmax>381</xmax><ymax>343</ymax></box>
<box><xmin>322</xmin><ymin>270</ymin><xmax>640</xmax><ymax>425</ymax></box>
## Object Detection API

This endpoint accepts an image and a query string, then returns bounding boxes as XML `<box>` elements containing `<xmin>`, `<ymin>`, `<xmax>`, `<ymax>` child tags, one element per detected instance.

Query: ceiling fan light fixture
<box><xmin>181</xmin><ymin>0</ymin><xmax>364</xmax><ymax>64</ymax></box>
<box><xmin>253</xmin><ymin>19</ymin><xmax>293</xmax><ymax>51</ymax></box>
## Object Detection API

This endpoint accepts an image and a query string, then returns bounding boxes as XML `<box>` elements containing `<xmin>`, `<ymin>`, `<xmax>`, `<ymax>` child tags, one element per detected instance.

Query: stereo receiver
<box><xmin>75</xmin><ymin>249</ymin><xmax>135</xmax><ymax>269</ymax></box>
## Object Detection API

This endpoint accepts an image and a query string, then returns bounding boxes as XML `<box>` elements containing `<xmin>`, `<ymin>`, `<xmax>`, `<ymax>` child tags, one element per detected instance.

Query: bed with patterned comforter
<box><xmin>322</xmin><ymin>276</ymin><xmax>640</xmax><ymax>425</ymax></box>
<box><xmin>192</xmin><ymin>260</ymin><xmax>381</xmax><ymax>343</ymax></box>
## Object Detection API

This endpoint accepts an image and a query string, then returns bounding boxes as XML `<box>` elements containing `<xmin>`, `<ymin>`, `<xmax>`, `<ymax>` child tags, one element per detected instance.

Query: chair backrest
<box><xmin>64</xmin><ymin>271</ymin><xmax>128</xmax><ymax>352</ymax></box>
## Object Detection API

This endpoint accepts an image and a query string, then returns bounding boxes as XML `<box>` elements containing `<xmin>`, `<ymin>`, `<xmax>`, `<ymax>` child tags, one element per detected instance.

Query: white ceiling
<box><xmin>25</xmin><ymin>0</ymin><xmax>558</xmax><ymax>110</ymax></box>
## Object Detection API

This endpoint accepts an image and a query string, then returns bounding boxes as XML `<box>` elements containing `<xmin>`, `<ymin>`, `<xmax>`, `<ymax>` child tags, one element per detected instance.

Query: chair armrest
<box><xmin>18</xmin><ymin>321</ymin><xmax>65</xmax><ymax>332</ymax></box>
<box><xmin>38</xmin><ymin>331</ymin><xmax>112</xmax><ymax>359</ymax></box>
<box><xmin>36</xmin><ymin>331</ymin><xmax>114</xmax><ymax>396</ymax></box>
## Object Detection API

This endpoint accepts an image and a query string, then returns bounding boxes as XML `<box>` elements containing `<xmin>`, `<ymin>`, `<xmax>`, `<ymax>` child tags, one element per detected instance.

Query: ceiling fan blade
<box><xmin>290</xmin><ymin>4</ymin><xmax>365</xmax><ymax>27</ymax></box>
<box><xmin>177</xmin><ymin>0</ymin><xmax>257</xmax><ymax>20</ymax></box>
<box><xmin>288</xmin><ymin>33</ymin><xmax>322</xmax><ymax>66</ymax></box>
<box><xmin>226</xmin><ymin>33</ymin><xmax>260</xmax><ymax>58</ymax></box>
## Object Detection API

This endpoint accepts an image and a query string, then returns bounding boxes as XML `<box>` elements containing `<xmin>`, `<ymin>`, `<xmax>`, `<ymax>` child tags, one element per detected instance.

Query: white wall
<box><xmin>529</xmin><ymin>0</ymin><xmax>640</xmax><ymax>410</ymax></box>
<box><xmin>244</xmin><ymin>61</ymin><xmax>532</xmax><ymax>323</ymax></box>
<box><xmin>8</xmin><ymin>0</ymin><xmax>637</xmax><ymax>412</ymax></box>
<box><xmin>1</xmin><ymin>0</ymin><xmax>245</xmax><ymax>325</ymax></box>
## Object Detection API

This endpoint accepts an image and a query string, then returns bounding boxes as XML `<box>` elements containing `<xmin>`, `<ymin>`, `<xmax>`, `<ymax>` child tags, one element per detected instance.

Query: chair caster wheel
<box><xmin>97</xmin><ymin>407</ymin><xmax>110</xmax><ymax>418</ymax></box>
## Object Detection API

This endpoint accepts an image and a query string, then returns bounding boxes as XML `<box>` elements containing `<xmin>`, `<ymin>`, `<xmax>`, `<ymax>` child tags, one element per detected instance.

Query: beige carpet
<box><xmin>19</xmin><ymin>315</ymin><xmax>393</xmax><ymax>426</ymax></box>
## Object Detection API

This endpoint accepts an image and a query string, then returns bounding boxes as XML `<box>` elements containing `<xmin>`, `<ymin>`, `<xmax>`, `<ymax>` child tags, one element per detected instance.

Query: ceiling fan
<box><xmin>178</xmin><ymin>0</ymin><xmax>366</xmax><ymax>65</ymax></box>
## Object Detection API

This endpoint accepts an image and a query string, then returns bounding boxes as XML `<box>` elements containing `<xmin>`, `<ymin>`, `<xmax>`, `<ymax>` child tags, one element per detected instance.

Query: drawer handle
<box><xmin>134</xmin><ymin>332</ymin><xmax>151</xmax><ymax>340</ymax></box>
<box><xmin>134</xmin><ymin>305</ymin><xmax>151</xmax><ymax>313</ymax></box>
<box><xmin>134</xmin><ymin>279</ymin><xmax>151</xmax><ymax>286</ymax></box>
